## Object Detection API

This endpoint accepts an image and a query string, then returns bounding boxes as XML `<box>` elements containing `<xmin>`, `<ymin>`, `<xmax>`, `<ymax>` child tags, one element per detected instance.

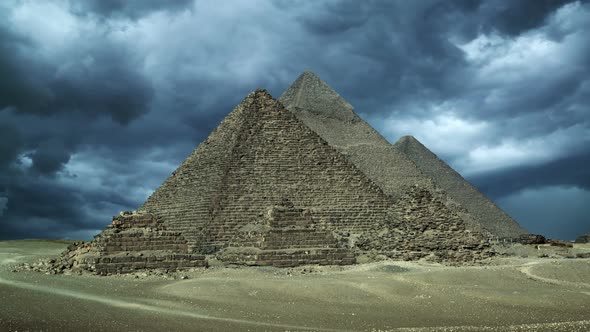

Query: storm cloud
<box><xmin>0</xmin><ymin>0</ymin><xmax>588</xmax><ymax>240</ymax></box>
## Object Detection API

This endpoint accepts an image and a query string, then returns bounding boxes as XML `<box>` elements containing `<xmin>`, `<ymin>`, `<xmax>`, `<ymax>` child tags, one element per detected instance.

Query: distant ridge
<box><xmin>280</xmin><ymin>71</ymin><xmax>526</xmax><ymax>238</ymax></box>
<box><xmin>393</xmin><ymin>135</ymin><xmax>526</xmax><ymax>238</ymax></box>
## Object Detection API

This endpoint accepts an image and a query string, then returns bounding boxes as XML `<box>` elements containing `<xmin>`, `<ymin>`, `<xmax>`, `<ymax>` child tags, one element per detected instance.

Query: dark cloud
<box><xmin>295</xmin><ymin>0</ymin><xmax>371</xmax><ymax>35</ymax></box>
<box><xmin>7</xmin><ymin>181</ymin><xmax>85</xmax><ymax>223</ymax></box>
<box><xmin>69</xmin><ymin>0</ymin><xmax>194</xmax><ymax>20</ymax></box>
<box><xmin>478</xmin><ymin>0</ymin><xmax>576</xmax><ymax>36</ymax></box>
<box><xmin>48</xmin><ymin>50</ymin><xmax>154</xmax><ymax>125</ymax></box>
<box><xmin>1</xmin><ymin>178</ymin><xmax>88</xmax><ymax>239</ymax></box>
<box><xmin>0</xmin><ymin>196</ymin><xmax>7</xmax><ymax>217</ymax></box>
<box><xmin>496</xmin><ymin>186</ymin><xmax>590</xmax><ymax>240</ymax></box>
<box><xmin>274</xmin><ymin>1</ymin><xmax>469</xmax><ymax>116</ymax></box>
<box><xmin>0</xmin><ymin>154</ymin><xmax>156</xmax><ymax>239</ymax></box>
<box><xmin>0</xmin><ymin>27</ymin><xmax>47</xmax><ymax>115</ymax></box>
<box><xmin>0</xmin><ymin>21</ymin><xmax>154</xmax><ymax>125</ymax></box>
<box><xmin>0</xmin><ymin>0</ymin><xmax>588</xmax><ymax>240</ymax></box>
<box><xmin>0</xmin><ymin>122</ymin><xmax>23</xmax><ymax>170</ymax></box>
<box><xmin>469</xmin><ymin>151</ymin><xmax>590</xmax><ymax>199</ymax></box>
<box><xmin>29</xmin><ymin>140</ymin><xmax>72</xmax><ymax>175</ymax></box>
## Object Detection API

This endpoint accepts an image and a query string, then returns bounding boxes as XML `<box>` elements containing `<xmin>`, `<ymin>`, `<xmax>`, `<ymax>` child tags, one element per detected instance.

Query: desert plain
<box><xmin>0</xmin><ymin>240</ymin><xmax>589</xmax><ymax>332</ymax></box>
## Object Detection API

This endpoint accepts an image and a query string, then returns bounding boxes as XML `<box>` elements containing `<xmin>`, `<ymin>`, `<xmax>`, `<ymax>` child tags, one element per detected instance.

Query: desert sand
<box><xmin>0</xmin><ymin>240</ymin><xmax>589</xmax><ymax>331</ymax></box>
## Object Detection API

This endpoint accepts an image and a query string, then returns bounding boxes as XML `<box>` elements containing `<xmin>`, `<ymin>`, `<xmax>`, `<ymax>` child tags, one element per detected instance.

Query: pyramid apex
<box><xmin>250</xmin><ymin>88</ymin><xmax>274</xmax><ymax>99</ymax></box>
<box><xmin>399</xmin><ymin>135</ymin><xmax>416</xmax><ymax>141</ymax></box>
<box><xmin>394</xmin><ymin>135</ymin><xmax>427</xmax><ymax>153</ymax></box>
<box><xmin>300</xmin><ymin>70</ymin><xmax>320</xmax><ymax>79</ymax></box>
<box><xmin>279</xmin><ymin>71</ymin><xmax>357</xmax><ymax>122</ymax></box>
<box><xmin>397</xmin><ymin>135</ymin><xmax>420</xmax><ymax>143</ymax></box>
<box><xmin>239</xmin><ymin>89</ymin><xmax>278</xmax><ymax>109</ymax></box>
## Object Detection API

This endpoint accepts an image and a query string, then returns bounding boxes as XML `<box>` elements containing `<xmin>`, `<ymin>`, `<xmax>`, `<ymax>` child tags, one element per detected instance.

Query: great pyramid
<box><xmin>279</xmin><ymin>71</ymin><xmax>526</xmax><ymax>239</ymax></box>
<box><xmin>53</xmin><ymin>88</ymin><xmax>494</xmax><ymax>275</ymax></box>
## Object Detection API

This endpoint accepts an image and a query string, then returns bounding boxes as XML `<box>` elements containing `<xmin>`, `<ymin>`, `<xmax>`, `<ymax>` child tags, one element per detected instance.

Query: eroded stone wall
<box><xmin>218</xmin><ymin>200</ymin><xmax>355</xmax><ymax>267</ymax></box>
<box><xmin>358</xmin><ymin>186</ymin><xmax>494</xmax><ymax>263</ymax></box>
<box><xmin>51</xmin><ymin>212</ymin><xmax>207</xmax><ymax>275</ymax></box>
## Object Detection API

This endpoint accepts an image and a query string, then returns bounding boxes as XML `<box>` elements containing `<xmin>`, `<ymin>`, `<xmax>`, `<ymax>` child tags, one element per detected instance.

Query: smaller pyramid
<box><xmin>393</xmin><ymin>135</ymin><xmax>527</xmax><ymax>238</ymax></box>
<box><xmin>50</xmin><ymin>212</ymin><xmax>208</xmax><ymax>275</ymax></box>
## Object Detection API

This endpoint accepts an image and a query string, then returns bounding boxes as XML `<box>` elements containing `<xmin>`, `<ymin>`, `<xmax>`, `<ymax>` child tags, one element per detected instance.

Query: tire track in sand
<box><xmin>0</xmin><ymin>276</ymin><xmax>347</xmax><ymax>332</ymax></box>
<box><xmin>518</xmin><ymin>261</ymin><xmax>590</xmax><ymax>291</ymax></box>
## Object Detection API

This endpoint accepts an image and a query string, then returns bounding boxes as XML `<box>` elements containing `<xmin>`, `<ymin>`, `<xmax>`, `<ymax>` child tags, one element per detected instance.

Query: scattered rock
<box><xmin>518</xmin><ymin>234</ymin><xmax>547</xmax><ymax>245</ymax></box>
<box><xmin>575</xmin><ymin>234</ymin><xmax>590</xmax><ymax>244</ymax></box>
<box><xmin>548</xmin><ymin>240</ymin><xmax>573</xmax><ymax>248</ymax></box>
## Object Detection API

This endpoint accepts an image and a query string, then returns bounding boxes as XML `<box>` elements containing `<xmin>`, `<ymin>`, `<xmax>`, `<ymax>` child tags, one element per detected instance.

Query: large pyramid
<box><xmin>55</xmin><ymin>88</ymin><xmax>494</xmax><ymax>274</ymax></box>
<box><xmin>279</xmin><ymin>71</ymin><xmax>526</xmax><ymax>239</ymax></box>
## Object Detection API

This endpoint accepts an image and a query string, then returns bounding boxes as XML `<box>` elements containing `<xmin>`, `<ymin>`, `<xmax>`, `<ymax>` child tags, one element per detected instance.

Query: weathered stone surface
<box><xmin>357</xmin><ymin>186</ymin><xmax>494</xmax><ymax>263</ymax></box>
<box><xmin>219</xmin><ymin>200</ymin><xmax>359</xmax><ymax>266</ymax></box>
<box><xmin>141</xmin><ymin>90</ymin><xmax>396</xmax><ymax>257</ymax></box>
<box><xmin>49</xmin><ymin>212</ymin><xmax>207</xmax><ymax>274</ymax></box>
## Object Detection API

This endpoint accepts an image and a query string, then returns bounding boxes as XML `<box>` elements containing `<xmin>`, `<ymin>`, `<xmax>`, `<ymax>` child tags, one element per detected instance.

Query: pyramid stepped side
<box><xmin>50</xmin><ymin>213</ymin><xmax>207</xmax><ymax>275</ymax></box>
<box><xmin>139</xmin><ymin>100</ymin><xmax>251</xmax><ymax>250</ymax></box>
<box><xmin>185</xmin><ymin>90</ymin><xmax>490</xmax><ymax>266</ymax></box>
<box><xmin>193</xmin><ymin>90</ymin><xmax>395</xmax><ymax>265</ymax></box>
<box><xmin>394</xmin><ymin>136</ymin><xmax>527</xmax><ymax>238</ymax></box>
<box><xmin>258</xmin><ymin>205</ymin><xmax>341</xmax><ymax>250</ymax></box>
<box><xmin>219</xmin><ymin>201</ymin><xmax>356</xmax><ymax>267</ymax></box>
<box><xmin>279</xmin><ymin>71</ymin><xmax>434</xmax><ymax>200</ymax></box>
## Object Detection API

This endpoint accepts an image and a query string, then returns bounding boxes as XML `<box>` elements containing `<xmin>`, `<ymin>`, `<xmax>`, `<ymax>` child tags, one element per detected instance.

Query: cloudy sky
<box><xmin>0</xmin><ymin>0</ymin><xmax>588</xmax><ymax>241</ymax></box>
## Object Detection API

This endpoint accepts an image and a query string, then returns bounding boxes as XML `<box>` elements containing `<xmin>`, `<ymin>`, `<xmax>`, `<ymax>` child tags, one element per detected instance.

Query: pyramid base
<box><xmin>92</xmin><ymin>252</ymin><xmax>208</xmax><ymax>275</ymax></box>
<box><xmin>48</xmin><ymin>212</ymin><xmax>209</xmax><ymax>275</ymax></box>
<box><xmin>50</xmin><ymin>242</ymin><xmax>209</xmax><ymax>275</ymax></box>
<box><xmin>216</xmin><ymin>247</ymin><xmax>356</xmax><ymax>267</ymax></box>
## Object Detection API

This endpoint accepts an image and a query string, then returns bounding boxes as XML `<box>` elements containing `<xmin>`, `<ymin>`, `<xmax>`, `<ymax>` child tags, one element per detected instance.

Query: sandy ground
<box><xmin>0</xmin><ymin>240</ymin><xmax>589</xmax><ymax>332</ymax></box>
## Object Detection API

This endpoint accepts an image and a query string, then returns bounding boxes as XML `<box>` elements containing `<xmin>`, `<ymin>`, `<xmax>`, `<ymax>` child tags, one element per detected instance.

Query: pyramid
<box><xmin>278</xmin><ymin>72</ymin><xmax>435</xmax><ymax>200</ymax></box>
<box><xmin>393</xmin><ymin>135</ymin><xmax>526</xmax><ymax>238</ymax></box>
<box><xmin>139</xmin><ymin>89</ymin><xmax>394</xmax><ymax>264</ymax></box>
<box><xmin>279</xmin><ymin>71</ymin><xmax>526</xmax><ymax>239</ymax></box>
<box><xmin>54</xmin><ymin>89</ymin><xmax>493</xmax><ymax>274</ymax></box>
